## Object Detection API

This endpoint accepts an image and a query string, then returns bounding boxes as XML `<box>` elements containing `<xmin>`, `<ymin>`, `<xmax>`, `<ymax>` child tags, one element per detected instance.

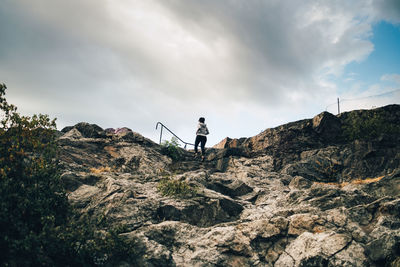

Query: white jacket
<box><xmin>196</xmin><ymin>122</ymin><xmax>209</xmax><ymax>136</ymax></box>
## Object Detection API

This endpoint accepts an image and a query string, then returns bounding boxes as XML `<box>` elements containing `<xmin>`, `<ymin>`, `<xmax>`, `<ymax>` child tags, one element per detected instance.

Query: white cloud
<box><xmin>381</xmin><ymin>73</ymin><xmax>400</xmax><ymax>84</ymax></box>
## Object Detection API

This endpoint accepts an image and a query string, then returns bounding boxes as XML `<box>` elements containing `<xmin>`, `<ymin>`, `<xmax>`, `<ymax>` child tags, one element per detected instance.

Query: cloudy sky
<box><xmin>1</xmin><ymin>0</ymin><xmax>400</xmax><ymax>146</ymax></box>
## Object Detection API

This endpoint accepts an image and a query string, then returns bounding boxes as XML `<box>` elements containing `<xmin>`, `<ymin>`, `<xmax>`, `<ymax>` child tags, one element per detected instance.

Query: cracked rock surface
<box><xmin>59</xmin><ymin>105</ymin><xmax>400</xmax><ymax>266</ymax></box>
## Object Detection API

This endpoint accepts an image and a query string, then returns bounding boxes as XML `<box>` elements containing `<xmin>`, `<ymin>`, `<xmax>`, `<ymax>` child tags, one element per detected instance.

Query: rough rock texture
<box><xmin>59</xmin><ymin>105</ymin><xmax>400</xmax><ymax>267</ymax></box>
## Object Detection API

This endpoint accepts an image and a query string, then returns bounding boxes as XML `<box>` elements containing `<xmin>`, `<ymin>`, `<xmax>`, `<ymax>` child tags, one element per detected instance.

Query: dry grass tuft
<box><xmin>90</xmin><ymin>166</ymin><xmax>112</xmax><ymax>174</ymax></box>
<box><xmin>104</xmin><ymin>146</ymin><xmax>119</xmax><ymax>158</ymax></box>
<box><xmin>315</xmin><ymin>175</ymin><xmax>385</xmax><ymax>188</ymax></box>
<box><xmin>351</xmin><ymin>176</ymin><xmax>385</xmax><ymax>184</ymax></box>
<box><xmin>312</xmin><ymin>226</ymin><xmax>325</xmax><ymax>234</ymax></box>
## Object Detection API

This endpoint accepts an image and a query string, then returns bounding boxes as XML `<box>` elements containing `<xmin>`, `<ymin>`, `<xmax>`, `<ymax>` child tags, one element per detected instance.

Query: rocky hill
<box><xmin>58</xmin><ymin>105</ymin><xmax>400</xmax><ymax>267</ymax></box>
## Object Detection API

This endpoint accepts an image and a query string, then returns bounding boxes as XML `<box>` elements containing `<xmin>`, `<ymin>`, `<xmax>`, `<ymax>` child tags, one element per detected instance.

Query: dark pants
<box><xmin>195</xmin><ymin>135</ymin><xmax>207</xmax><ymax>155</ymax></box>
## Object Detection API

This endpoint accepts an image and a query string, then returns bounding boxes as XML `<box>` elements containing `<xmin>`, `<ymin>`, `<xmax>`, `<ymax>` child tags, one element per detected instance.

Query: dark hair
<box><xmin>199</xmin><ymin>117</ymin><xmax>205</xmax><ymax>123</ymax></box>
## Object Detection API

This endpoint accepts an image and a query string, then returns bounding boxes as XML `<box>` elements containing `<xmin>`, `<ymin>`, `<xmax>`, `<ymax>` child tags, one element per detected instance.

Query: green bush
<box><xmin>0</xmin><ymin>83</ymin><xmax>139</xmax><ymax>266</ymax></box>
<box><xmin>341</xmin><ymin>111</ymin><xmax>400</xmax><ymax>141</ymax></box>
<box><xmin>52</xmin><ymin>213</ymin><xmax>140</xmax><ymax>266</ymax></box>
<box><xmin>157</xmin><ymin>176</ymin><xmax>197</xmax><ymax>198</ymax></box>
<box><xmin>161</xmin><ymin>137</ymin><xmax>182</xmax><ymax>160</ymax></box>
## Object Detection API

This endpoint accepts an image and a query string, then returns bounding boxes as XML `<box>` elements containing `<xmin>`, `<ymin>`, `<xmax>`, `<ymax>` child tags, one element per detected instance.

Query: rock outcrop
<box><xmin>58</xmin><ymin>105</ymin><xmax>400</xmax><ymax>266</ymax></box>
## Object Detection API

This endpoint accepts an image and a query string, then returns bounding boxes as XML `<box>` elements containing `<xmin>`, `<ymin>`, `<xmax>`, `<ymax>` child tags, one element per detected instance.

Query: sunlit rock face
<box><xmin>59</xmin><ymin>104</ymin><xmax>400</xmax><ymax>266</ymax></box>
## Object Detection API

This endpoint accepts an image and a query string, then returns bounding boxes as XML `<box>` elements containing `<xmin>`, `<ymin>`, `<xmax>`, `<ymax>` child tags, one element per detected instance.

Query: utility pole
<box><xmin>337</xmin><ymin>97</ymin><xmax>340</xmax><ymax>115</ymax></box>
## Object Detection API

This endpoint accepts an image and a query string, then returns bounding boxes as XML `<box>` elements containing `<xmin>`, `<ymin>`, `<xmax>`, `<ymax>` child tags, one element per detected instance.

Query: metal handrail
<box><xmin>156</xmin><ymin>122</ymin><xmax>194</xmax><ymax>149</ymax></box>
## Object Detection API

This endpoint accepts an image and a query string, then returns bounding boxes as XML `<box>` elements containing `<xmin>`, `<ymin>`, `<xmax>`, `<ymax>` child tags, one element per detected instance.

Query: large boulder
<box><xmin>275</xmin><ymin>232</ymin><xmax>355</xmax><ymax>267</ymax></box>
<box><xmin>312</xmin><ymin>111</ymin><xmax>341</xmax><ymax>142</ymax></box>
<box><xmin>61</xmin><ymin>122</ymin><xmax>105</xmax><ymax>138</ymax></box>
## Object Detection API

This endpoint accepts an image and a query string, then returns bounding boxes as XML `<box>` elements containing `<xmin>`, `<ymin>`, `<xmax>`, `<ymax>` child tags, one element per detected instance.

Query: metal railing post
<box><xmin>160</xmin><ymin>125</ymin><xmax>163</xmax><ymax>144</ymax></box>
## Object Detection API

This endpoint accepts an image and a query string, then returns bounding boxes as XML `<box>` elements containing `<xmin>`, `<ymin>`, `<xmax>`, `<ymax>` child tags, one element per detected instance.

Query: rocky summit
<box><xmin>58</xmin><ymin>105</ymin><xmax>400</xmax><ymax>267</ymax></box>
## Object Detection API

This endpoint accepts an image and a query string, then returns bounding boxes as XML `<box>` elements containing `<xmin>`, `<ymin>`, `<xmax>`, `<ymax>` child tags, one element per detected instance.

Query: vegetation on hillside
<box><xmin>161</xmin><ymin>137</ymin><xmax>183</xmax><ymax>160</ymax></box>
<box><xmin>0</xmin><ymin>84</ymin><xmax>138</xmax><ymax>266</ymax></box>
<box><xmin>341</xmin><ymin>109</ymin><xmax>400</xmax><ymax>141</ymax></box>
<box><xmin>158</xmin><ymin>175</ymin><xmax>197</xmax><ymax>198</ymax></box>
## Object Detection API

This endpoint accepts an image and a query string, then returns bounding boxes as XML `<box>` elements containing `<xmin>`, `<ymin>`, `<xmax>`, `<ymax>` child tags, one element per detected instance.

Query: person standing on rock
<box><xmin>195</xmin><ymin>117</ymin><xmax>209</xmax><ymax>161</ymax></box>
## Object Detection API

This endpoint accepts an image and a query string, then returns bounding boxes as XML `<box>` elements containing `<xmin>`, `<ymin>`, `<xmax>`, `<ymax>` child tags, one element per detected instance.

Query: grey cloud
<box><xmin>1</xmin><ymin>0</ymin><xmax>374</xmax><ymax>106</ymax></box>
<box><xmin>158</xmin><ymin>0</ymin><xmax>376</xmax><ymax>104</ymax></box>
<box><xmin>373</xmin><ymin>0</ymin><xmax>400</xmax><ymax>23</ymax></box>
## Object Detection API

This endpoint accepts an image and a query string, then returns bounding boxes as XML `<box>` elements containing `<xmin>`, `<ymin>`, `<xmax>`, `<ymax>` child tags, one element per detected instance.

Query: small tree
<box><xmin>0</xmin><ymin>83</ymin><xmax>70</xmax><ymax>265</ymax></box>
